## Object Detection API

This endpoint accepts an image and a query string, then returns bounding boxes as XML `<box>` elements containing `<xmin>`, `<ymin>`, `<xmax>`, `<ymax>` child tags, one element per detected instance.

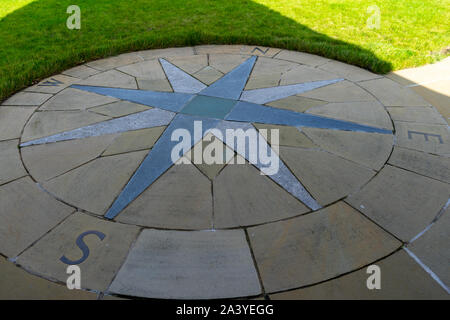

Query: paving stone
<box><xmin>2</xmin><ymin>91</ymin><xmax>52</xmax><ymax>106</ymax></box>
<box><xmin>270</xmin><ymin>250</ymin><xmax>448</xmax><ymax>299</ymax></box>
<box><xmin>16</xmin><ymin>212</ymin><xmax>140</xmax><ymax>292</ymax></box>
<box><xmin>280</xmin><ymin>65</ymin><xmax>339</xmax><ymax>85</ymax></box>
<box><xmin>137</xmin><ymin>78</ymin><xmax>172</xmax><ymax>91</ymax></box>
<box><xmin>248</xmin><ymin>201</ymin><xmax>400</xmax><ymax>293</ymax></box>
<box><xmin>0</xmin><ymin>106</ymin><xmax>36</xmax><ymax>141</ymax></box>
<box><xmin>102</xmin><ymin>126</ymin><xmax>165</xmax><ymax>156</ymax></box>
<box><xmin>76</xmin><ymin>70</ymin><xmax>137</xmax><ymax>89</ymax></box>
<box><xmin>181</xmin><ymin>95</ymin><xmax>236</xmax><ymax>119</ymax></box>
<box><xmin>184</xmin><ymin>133</ymin><xmax>235</xmax><ymax>179</ymax></box>
<box><xmin>193</xmin><ymin>66</ymin><xmax>223</xmax><ymax>85</ymax></box>
<box><xmin>280</xmin><ymin>147</ymin><xmax>375</xmax><ymax>206</ymax></box>
<box><xmin>86</xmin><ymin>53</ymin><xmax>143</xmax><ymax>71</ymax></box>
<box><xmin>62</xmin><ymin>65</ymin><xmax>101</xmax><ymax>79</ymax></box>
<box><xmin>318</xmin><ymin>60</ymin><xmax>382</xmax><ymax>82</ymax></box>
<box><xmin>21</xmin><ymin>111</ymin><xmax>110</xmax><ymax>143</ymax></box>
<box><xmin>411</xmin><ymin>81</ymin><xmax>450</xmax><ymax>124</ymax></box>
<box><xmin>22</xmin><ymin>134</ymin><xmax>119</xmax><ymax>181</ymax></box>
<box><xmin>42</xmin><ymin>150</ymin><xmax>148</xmax><ymax>215</ymax></box>
<box><xmin>253</xmin><ymin>123</ymin><xmax>316</xmax><ymax>148</ymax></box>
<box><xmin>387</xmin><ymin>106</ymin><xmax>447</xmax><ymax>124</ymax></box>
<box><xmin>251</xmin><ymin>57</ymin><xmax>297</xmax><ymax>77</ymax></box>
<box><xmin>89</xmin><ymin>100</ymin><xmax>151</xmax><ymax>117</ymax></box>
<box><xmin>388</xmin><ymin>147</ymin><xmax>450</xmax><ymax>183</ymax></box>
<box><xmin>118</xmin><ymin>163</ymin><xmax>212</xmax><ymax>229</ymax></box>
<box><xmin>359</xmin><ymin>78</ymin><xmax>430</xmax><ymax>107</ymax></box>
<box><xmin>240</xmin><ymin>46</ymin><xmax>281</xmax><ymax>57</ymax></box>
<box><xmin>346</xmin><ymin>165</ymin><xmax>450</xmax><ymax>241</ymax></box>
<box><xmin>24</xmin><ymin>75</ymin><xmax>79</xmax><ymax>94</ymax></box>
<box><xmin>40</xmin><ymin>87</ymin><xmax>118</xmax><ymax>111</ymax></box>
<box><xmin>0</xmin><ymin>257</ymin><xmax>97</xmax><ymax>300</ymax></box>
<box><xmin>266</xmin><ymin>95</ymin><xmax>326</xmax><ymax>112</ymax></box>
<box><xmin>167</xmin><ymin>55</ymin><xmax>208</xmax><ymax>74</ymax></box>
<box><xmin>274</xmin><ymin>50</ymin><xmax>330</xmax><ymax>67</ymax></box>
<box><xmin>213</xmin><ymin>162</ymin><xmax>309</xmax><ymax>228</ymax></box>
<box><xmin>0</xmin><ymin>140</ymin><xmax>27</xmax><ymax>185</ymax></box>
<box><xmin>160</xmin><ymin>58</ymin><xmax>206</xmax><ymax>94</ymax></box>
<box><xmin>394</xmin><ymin>122</ymin><xmax>450</xmax><ymax>156</ymax></box>
<box><xmin>209</xmin><ymin>54</ymin><xmax>250</xmax><ymax>74</ymax></box>
<box><xmin>0</xmin><ymin>177</ymin><xmax>74</xmax><ymax>257</ymax></box>
<box><xmin>299</xmin><ymin>80</ymin><xmax>375</xmax><ymax>102</ymax></box>
<box><xmin>306</xmin><ymin>101</ymin><xmax>393</xmax><ymax>130</ymax></box>
<box><xmin>109</xmin><ymin>229</ymin><xmax>261</xmax><ymax>299</ymax></box>
<box><xmin>117</xmin><ymin>59</ymin><xmax>166</xmax><ymax>80</ymax></box>
<box><xmin>302</xmin><ymin>128</ymin><xmax>393</xmax><ymax>170</ymax></box>
<box><xmin>409</xmin><ymin>206</ymin><xmax>450</xmax><ymax>287</ymax></box>
<box><xmin>137</xmin><ymin>47</ymin><xmax>194</xmax><ymax>60</ymax></box>
<box><xmin>195</xmin><ymin>45</ymin><xmax>245</xmax><ymax>55</ymax></box>
<box><xmin>245</xmin><ymin>73</ymin><xmax>281</xmax><ymax>90</ymax></box>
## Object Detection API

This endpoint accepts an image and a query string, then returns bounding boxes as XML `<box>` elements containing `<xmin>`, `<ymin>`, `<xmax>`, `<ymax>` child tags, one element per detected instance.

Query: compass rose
<box><xmin>20</xmin><ymin>56</ymin><xmax>391</xmax><ymax>219</ymax></box>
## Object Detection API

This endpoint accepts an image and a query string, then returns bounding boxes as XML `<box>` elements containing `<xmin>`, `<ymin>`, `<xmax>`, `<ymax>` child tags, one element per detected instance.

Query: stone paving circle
<box><xmin>0</xmin><ymin>45</ymin><xmax>449</xmax><ymax>299</ymax></box>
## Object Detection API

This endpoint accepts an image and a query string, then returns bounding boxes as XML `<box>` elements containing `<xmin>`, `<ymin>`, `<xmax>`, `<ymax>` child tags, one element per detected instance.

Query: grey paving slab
<box><xmin>0</xmin><ymin>107</ymin><xmax>36</xmax><ymax>141</ymax></box>
<box><xmin>102</xmin><ymin>126</ymin><xmax>165</xmax><ymax>156</ymax></box>
<box><xmin>280</xmin><ymin>65</ymin><xmax>340</xmax><ymax>85</ymax></box>
<box><xmin>160</xmin><ymin>58</ymin><xmax>207</xmax><ymax>94</ymax></box>
<box><xmin>195</xmin><ymin>45</ymin><xmax>245</xmax><ymax>55</ymax></box>
<box><xmin>359</xmin><ymin>78</ymin><xmax>430</xmax><ymax>107</ymax></box>
<box><xmin>22</xmin><ymin>134</ymin><xmax>119</xmax><ymax>181</ymax></box>
<box><xmin>137</xmin><ymin>47</ymin><xmax>194</xmax><ymax>60</ymax></box>
<box><xmin>240</xmin><ymin>46</ymin><xmax>281</xmax><ymax>57</ymax></box>
<box><xmin>388</xmin><ymin>147</ymin><xmax>450</xmax><ymax>183</ymax></box>
<box><xmin>318</xmin><ymin>60</ymin><xmax>382</xmax><ymax>82</ymax></box>
<box><xmin>40</xmin><ymin>87</ymin><xmax>118</xmax><ymax>111</ymax></box>
<box><xmin>193</xmin><ymin>66</ymin><xmax>224</xmax><ymax>85</ymax></box>
<box><xmin>116</xmin><ymin>59</ymin><xmax>166</xmax><ymax>80</ymax></box>
<box><xmin>24</xmin><ymin>75</ymin><xmax>79</xmax><ymax>94</ymax></box>
<box><xmin>306</xmin><ymin>101</ymin><xmax>393</xmax><ymax>130</ymax></box>
<box><xmin>394</xmin><ymin>122</ymin><xmax>450</xmax><ymax>156</ymax></box>
<box><xmin>0</xmin><ymin>177</ymin><xmax>74</xmax><ymax>257</ymax></box>
<box><xmin>2</xmin><ymin>92</ymin><xmax>52</xmax><ymax>106</ymax></box>
<box><xmin>346</xmin><ymin>165</ymin><xmax>450</xmax><ymax>241</ymax></box>
<box><xmin>274</xmin><ymin>50</ymin><xmax>331</xmax><ymax>67</ymax></box>
<box><xmin>213</xmin><ymin>162</ymin><xmax>309</xmax><ymax>228</ymax></box>
<box><xmin>89</xmin><ymin>100</ymin><xmax>151</xmax><ymax>118</ymax></box>
<box><xmin>118</xmin><ymin>163</ymin><xmax>212</xmax><ymax>229</ymax></box>
<box><xmin>245</xmin><ymin>73</ymin><xmax>281</xmax><ymax>90</ymax></box>
<box><xmin>0</xmin><ymin>140</ymin><xmax>27</xmax><ymax>185</ymax></box>
<box><xmin>75</xmin><ymin>70</ymin><xmax>137</xmax><ymax>89</ymax></box>
<box><xmin>270</xmin><ymin>250</ymin><xmax>448</xmax><ymax>299</ymax></box>
<box><xmin>21</xmin><ymin>111</ymin><xmax>111</xmax><ymax>144</ymax></box>
<box><xmin>409</xmin><ymin>206</ymin><xmax>450</xmax><ymax>288</ymax></box>
<box><xmin>387</xmin><ymin>106</ymin><xmax>447</xmax><ymax>124</ymax></box>
<box><xmin>20</xmin><ymin>108</ymin><xmax>174</xmax><ymax>147</ymax></box>
<box><xmin>201</xmin><ymin>56</ymin><xmax>256</xmax><ymax>100</ymax></box>
<box><xmin>248</xmin><ymin>201</ymin><xmax>400</xmax><ymax>293</ymax></box>
<box><xmin>299</xmin><ymin>80</ymin><xmax>376</xmax><ymax>102</ymax></box>
<box><xmin>208</xmin><ymin>54</ymin><xmax>250</xmax><ymax>74</ymax></box>
<box><xmin>109</xmin><ymin>229</ymin><xmax>261</xmax><ymax>299</ymax></box>
<box><xmin>16</xmin><ymin>212</ymin><xmax>140</xmax><ymax>292</ymax></box>
<box><xmin>42</xmin><ymin>150</ymin><xmax>148</xmax><ymax>215</ymax></box>
<box><xmin>302</xmin><ymin>128</ymin><xmax>393</xmax><ymax>170</ymax></box>
<box><xmin>241</xmin><ymin>79</ymin><xmax>343</xmax><ymax>105</ymax></box>
<box><xmin>0</xmin><ymin>257</ymin><xmax>97</xmax><ymax>300</ymax></box>
<box><xmin>279</xmin><ymin>146</ymin><xmax>375</xmax><ymax>206</ymax></box>
<box><xmin>86</xmin><ymin>52</ymin><xmax>143</xmax><ymax>71</ymax></box>
<box><xmin>137</xmin><ymin>78</ymin><xmax>172</xmax><ymax>91</ymax></box>
<box><xmin>62</xmin><ymin>65</ymin><xmax>101</xmax><ymax>79</ymax></box>
<box><xmin>167</xmin><ymin>54</ymin><xmax>208</xmax><ymax>74</ymax></box>
<box><xmin>266</xmin><ymin>96</ymin><xmax>326</xmax><ymax>112</ymax></box>
<box><xmin>254</xmin><ymin>123</ymin><xmax>317</xmax><ymax>148</ymax></box>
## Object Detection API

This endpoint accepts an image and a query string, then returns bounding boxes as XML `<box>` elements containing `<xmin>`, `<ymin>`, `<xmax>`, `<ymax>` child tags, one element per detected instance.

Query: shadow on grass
<box><xmin>0</xmin><ymin>0</ymin><xmax>393</xmax><ymax>101</ymax></box>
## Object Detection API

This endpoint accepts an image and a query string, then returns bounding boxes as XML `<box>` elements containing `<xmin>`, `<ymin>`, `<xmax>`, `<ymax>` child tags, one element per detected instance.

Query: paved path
<box><xmin>0</xmin><ymin>46</ymin><xmax>448</xmax><ymax>299</ymax></box>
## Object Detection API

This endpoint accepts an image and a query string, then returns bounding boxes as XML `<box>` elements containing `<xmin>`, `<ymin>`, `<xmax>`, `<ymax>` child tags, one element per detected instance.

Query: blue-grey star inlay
<box><xmin>20</xmin><ymin>56</ymin><xmax>392</xmax><ymax>220</ymax></box>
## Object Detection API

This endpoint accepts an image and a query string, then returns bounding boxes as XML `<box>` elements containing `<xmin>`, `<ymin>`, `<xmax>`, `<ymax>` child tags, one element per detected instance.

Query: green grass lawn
<box><xmin>0</xmin><ymin>0</ymin><xmax>448</xmax><ymax>102</ymax></box>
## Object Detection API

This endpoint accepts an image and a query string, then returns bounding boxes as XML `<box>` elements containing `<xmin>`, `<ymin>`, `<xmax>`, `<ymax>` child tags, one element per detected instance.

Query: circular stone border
<box><xmin>0</xmin><ymin>45</ymin><xmax>448</xmax><ymax>299</ymax></box>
